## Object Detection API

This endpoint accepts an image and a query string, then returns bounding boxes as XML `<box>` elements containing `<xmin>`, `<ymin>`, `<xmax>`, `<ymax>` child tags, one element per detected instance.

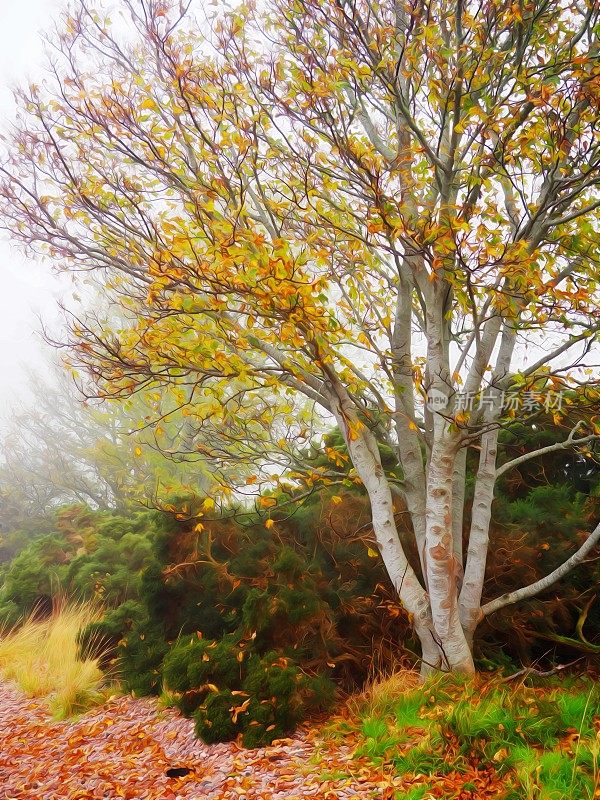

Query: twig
<box><xmin>500</xmin><ymin>656</ymin><xmax>584</xmax><ymax>682</ymax></box>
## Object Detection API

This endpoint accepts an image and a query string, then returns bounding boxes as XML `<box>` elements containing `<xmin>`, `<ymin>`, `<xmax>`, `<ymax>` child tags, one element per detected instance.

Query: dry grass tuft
<box><xmin>349</xmin><ymin>665</ymin><xmax>422</xmax><ymax>717</ymax></box>
<box><xmin>0</xmin><ymin>598</ymin><xmax>114</xmax><ymax>719</ymax></box>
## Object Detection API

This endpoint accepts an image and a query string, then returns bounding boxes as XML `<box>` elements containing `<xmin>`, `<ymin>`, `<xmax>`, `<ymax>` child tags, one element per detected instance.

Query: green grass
<box><xmin>394</xmin><ymin>732</ymin><xmax>455</xmax><ymax>776</ymax></box>
<box><xmin>358</xmin><ymin>715</ymin><xmax>403</xmax><ymax>761</ymax></box>
<box><xmin>343</xmin><ymin>671</ymin><xmax>600</xmax><ymax>799</ymax></box>
<box><xmin>504</xmin><ymin>746</ymin><xmax>599</xmax><ymax>800</ymax></box>
<box><xmin>444</xmin><ymin>690</ymin><xmax>565</xmax><ymax>750</ymax></box>
<box><xmin>316</xmin><ymin>768</ymin><xmax>355</xmax><ymax>782</ymax></box>
<box><xmin>401</xmin><ymin>787</ymin><xmax>432</xmax><ymax>800</ymax></box>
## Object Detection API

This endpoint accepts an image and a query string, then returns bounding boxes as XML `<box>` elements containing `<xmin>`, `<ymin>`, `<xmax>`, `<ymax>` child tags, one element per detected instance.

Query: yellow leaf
<box><xmin>194</xmin><ymin>522</ymin><xmax>204</xmax><ymax>533</ymax></box>
<box><xmin>134</xmin><ymin>446</ymin><xmax>142</xmax><ymax>457</ymax></box>
<box><xmin>331</xmin><ymin>495</ymin><xmax>342</xmax><ymax>505</ymax></box>
<box><xmin>347</xmin><ymin>419</ymin><xmax>364</xmax><ymax>441</ymax></box>
<box><xmin>367</xmin><ymin>547</ymin><xmax>378</xmax><ymax>558</ymax></box>
<box><xmin>140</xmin><ymin>98</ymin><xmax>157</xmax><ymax>110</ymax></box>
<box><xmin>230</xmin><ymin>698</ymin><xmax>251</xmax><ymax>723</ymax></box>
<box><xmin>265</xmin><ymin>518</ymin><xmax>274</xmax><ymax>529</ymax></box>
<box><xmin>259</xmin><ymin>496</ymin><xmax>277</xmax><ymax>508</ymax></box>
<box><xmin>202</xmin><ymin>497</ymin><xmax>215</xmax><ymax>511</ymax></box>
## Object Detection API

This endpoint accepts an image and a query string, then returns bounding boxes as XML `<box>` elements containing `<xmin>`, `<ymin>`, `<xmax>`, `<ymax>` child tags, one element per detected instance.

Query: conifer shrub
<box><xmin>76</xmin><ymin>599</ymin><xmax>150</xmax><ymax>669</ymax></box>
<box><xmin>119</xmin><ymin>622</ymin><xmax>170</xmax><ymax>697</ymax></box>
<box><xmin>194</xmin><ymin>689</ymin><xmax>240</xmax><ymax>744</ymax></box>
<box><xmin>162</xmin><ymin>634</ymin><xmax>244</xmax><ymax>710</ymax></box>
<box><xmin>190</xmin><ymin>651</ymin><xmax>335</xmax><ymax>747</ymax></box>
<box><xmin>0</xmin><ymin>505</ymin><xmax>162</xmax><ymax>624</ymax></box>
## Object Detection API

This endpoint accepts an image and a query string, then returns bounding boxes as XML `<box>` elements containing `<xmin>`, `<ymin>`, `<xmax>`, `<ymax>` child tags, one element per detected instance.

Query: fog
<box><xmin>0</xmin><ymin>0</ymin><xmax>68</xmax><ymax>412</ymax></box>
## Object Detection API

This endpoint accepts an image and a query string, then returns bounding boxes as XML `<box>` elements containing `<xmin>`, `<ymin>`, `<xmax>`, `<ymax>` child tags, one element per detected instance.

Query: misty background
<box><xmin>0</xmin><ymin>0</ymin><xmax>67</xmax><ymax>412</ymax></box>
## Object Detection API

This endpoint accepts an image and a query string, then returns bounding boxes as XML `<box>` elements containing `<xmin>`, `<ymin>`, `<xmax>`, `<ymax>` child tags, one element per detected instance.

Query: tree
<box><xmin>1</xmin><ymin>367</ymin><xmax>124</xmax><ymax>514</ymax></box>
<box><xmin>0</xmin><ymin>361</ymin><xmax>213</xmax><ymax>520</ymax></box>
<box><xmin>1</xmin><ymin>0</ymin><xmax>600</xmax><ymax>673</ymax></box>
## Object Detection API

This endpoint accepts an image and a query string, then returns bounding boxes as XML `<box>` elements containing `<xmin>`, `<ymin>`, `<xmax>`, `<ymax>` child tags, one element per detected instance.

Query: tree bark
<box><xmin>459</xmin><ymin>428</ymin><xmax>499</xmax><ymax>640</ymax></box>
<box><xmin>425</xmin><ymin>433</ymin><xmax>475</xmax><ymax>672</ymax></box>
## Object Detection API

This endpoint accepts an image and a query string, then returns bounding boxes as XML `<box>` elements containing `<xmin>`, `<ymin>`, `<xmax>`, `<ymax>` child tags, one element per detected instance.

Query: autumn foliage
<box><xmin>1</xmin><ymin>0</ymin><xmax>600</xmax><ymax>675</ymax></box>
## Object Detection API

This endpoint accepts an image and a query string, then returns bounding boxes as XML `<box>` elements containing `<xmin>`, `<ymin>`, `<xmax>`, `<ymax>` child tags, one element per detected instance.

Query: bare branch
<box><xmin>495</xmin><ymin>422</ymin><xmax>599</xmax><ymax>479</ymax></box>
<box><xmin>481</xmin><ymin>521</ymin><xmax>600</xmax><ymax>617</ymax></box>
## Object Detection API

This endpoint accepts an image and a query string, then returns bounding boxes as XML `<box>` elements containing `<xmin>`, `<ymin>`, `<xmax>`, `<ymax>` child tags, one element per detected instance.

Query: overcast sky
<box><xmin>0</xmin><ymin>0</ymin><xmax>593</xmax><ymax>419</ymax></box>
<box><xmin>0</xmin><ymin>0</ymin><xmax>67</xmax><ymax>412</ymax></box>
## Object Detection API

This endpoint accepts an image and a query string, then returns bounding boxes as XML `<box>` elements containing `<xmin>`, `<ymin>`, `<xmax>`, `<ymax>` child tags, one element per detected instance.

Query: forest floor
<box><xmin>0</xmin><ymin>680</ymin><xmax>506</xmax><ymax>800</ymax></box>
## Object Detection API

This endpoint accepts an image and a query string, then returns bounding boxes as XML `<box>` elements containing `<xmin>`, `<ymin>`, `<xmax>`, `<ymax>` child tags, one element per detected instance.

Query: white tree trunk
<box><xmin>451</xmin><ymin>446</ymin><xmax>467</xmax><ymax>582</ymax></box>
<box><xmin>424</xmin><ymin>432</ymin><xmax>475</xmax><ymax>672</ymax></box>
<box><xmin>459</xmin><ymin>428</ymin><xmax>499</xmax><ymax>640</ymax></box>
<box><xmin>325</xmin><ymin>386</ymin><xmax>437</xmax><ymax>648</ymax></box>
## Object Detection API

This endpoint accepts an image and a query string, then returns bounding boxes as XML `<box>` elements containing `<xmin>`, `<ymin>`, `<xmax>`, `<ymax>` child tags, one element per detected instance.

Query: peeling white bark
<box><xmin>391</xmin><ymin>269</ymin><xmax>428</xmax><ymax>571</ymax></box>
<box><xmin>459</xmin><ymin>428</ymin><xmax>498</xmax><ymax>636</ymax></box>
<box><xmin>325</xmin><ymin>385</ymin><xmax>440</xmax><ymax>659</ymax></box>
<box><xmin>451</xmin><ymin>446</ymin><xmax>467</xmax><ymax>573</ymax></box>
<box><xmin>424</xmin><ymin>432</ymin><xmax>474</xmax><ymax>672</ymax></box>
<box><xmin>457</xmin><ymin>322</ymin><xmax>517</xmax><ymax>638</ymax></box>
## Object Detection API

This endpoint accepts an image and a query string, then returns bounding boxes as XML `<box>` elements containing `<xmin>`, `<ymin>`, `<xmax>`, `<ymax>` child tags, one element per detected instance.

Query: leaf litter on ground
<box><xmin>0</xmin><ymin>680</ymin><xmax>508</xmax><ymax>799</ymax></box>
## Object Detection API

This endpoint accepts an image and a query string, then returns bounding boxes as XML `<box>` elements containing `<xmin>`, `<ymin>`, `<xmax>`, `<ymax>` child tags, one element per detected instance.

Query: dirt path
<box><xmin>0</xmin><ymin>682</ymin><xmax>389</xmax><ymax>799</ymax></box>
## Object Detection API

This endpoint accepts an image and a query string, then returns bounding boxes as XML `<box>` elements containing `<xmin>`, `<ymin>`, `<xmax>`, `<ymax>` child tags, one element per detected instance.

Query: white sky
<box><xmin>0</xmin><ymin>0</ymin><xmax>68</xmax><ymax>413</ymax></box>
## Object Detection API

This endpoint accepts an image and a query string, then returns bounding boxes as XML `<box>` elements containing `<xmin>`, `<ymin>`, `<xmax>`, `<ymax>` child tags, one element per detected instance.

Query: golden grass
<box><xmin>0</xmin><ymin>599</ymin><xmax>113</xmax><ymax>719</ymax></box>
<box><xmin>348</xmin><ymin>666</ymin><xmax>422</xmax><ymax>717</ymax></box>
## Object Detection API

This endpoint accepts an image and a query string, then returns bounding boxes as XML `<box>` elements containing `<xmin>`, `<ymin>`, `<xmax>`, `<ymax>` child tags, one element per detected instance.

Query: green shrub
<box><xmin>174</xmin><ymin>645</ymin><xmax>335</xmax><ymax>747</ymax></box>
<box><xmin>194</xmin><ymin>689</ymin><xmax>240</xmax><ymax>744</ymax></box>
<box><xmin>119</xmin><ymin>624</ymin><xmax>170</xmax><ymax>696</ymax></box>
<box><xmin>77</xmin><ymin>599</ymin><xmax>145</xmax><ymax>666</ymax></box>
<box><xmin>162</xmin><ymin>634</ymin><xmax>244</xmax><ymax>712</ymax></box>
<box><xmin>0</xmin><ymin>506</ymin><xmax>161</xmax><ymax>624</ymax></box>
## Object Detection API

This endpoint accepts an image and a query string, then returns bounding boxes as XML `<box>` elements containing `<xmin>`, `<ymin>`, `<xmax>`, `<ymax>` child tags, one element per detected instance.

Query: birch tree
<box><xmin>2</xmin><ymin>0</ymin><xmax>600</xmax><ymax>672</ymax></box>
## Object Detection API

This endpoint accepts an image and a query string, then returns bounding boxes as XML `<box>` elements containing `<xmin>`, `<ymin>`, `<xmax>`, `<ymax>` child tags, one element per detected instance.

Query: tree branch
<box><xmin>495</xmin><ymin>422</ymin><xmax>599</xmax><ymax>479</ymax></box>
<box><xmin>481</xmin><ymin>520</ymin><xmax>600</xmax><ymax>617</ymax></box>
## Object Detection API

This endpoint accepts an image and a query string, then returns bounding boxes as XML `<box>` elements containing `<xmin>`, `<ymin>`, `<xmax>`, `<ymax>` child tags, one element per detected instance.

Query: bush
<box><xmin>190</xmin><ymin>651</ymin><xmax>335</xmax><ymax>747</ymax></box>
<box><xmin>194</xmin><ymin>690</ymin><xmax>239</xmax><ymax>744</ymax></box>
<box><xmin>163</xmin><ymin>634</ymin><xmax>244</xmax><ymax>711</ymax></box>
<box><xmin>0</xmin><ymin>506</ymin><xmax>162</xmax><ymax>624</ymax></box>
